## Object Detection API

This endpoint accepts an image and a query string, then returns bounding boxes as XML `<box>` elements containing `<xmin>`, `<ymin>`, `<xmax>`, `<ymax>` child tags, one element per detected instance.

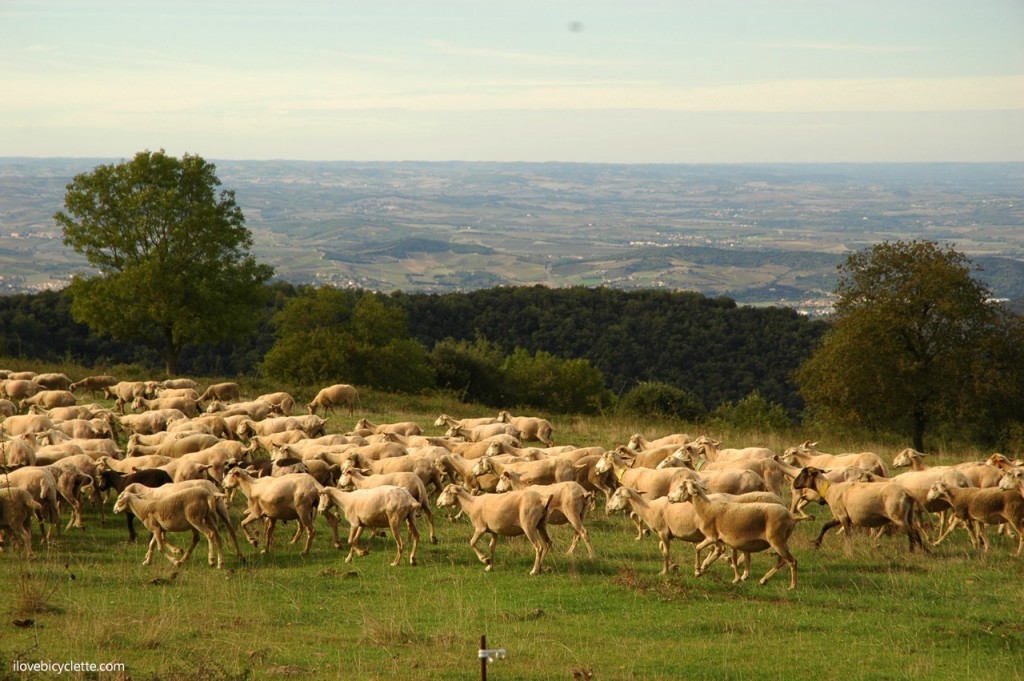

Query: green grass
<box><xmin>2</xmin><ymin>403</ymin><xmax>1023</xmax><ymax>680</ymax></box>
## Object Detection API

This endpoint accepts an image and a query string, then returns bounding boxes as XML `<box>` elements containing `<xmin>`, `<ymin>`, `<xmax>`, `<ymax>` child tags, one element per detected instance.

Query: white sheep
<box><xmin>338</xmin><ymin>467</ymin><xmax>437</xmax><ymax>544</ymax></box>
<box><xmin>0</xmin><ymin>486</ymin><xmax>44</xmax><ymax>557</ymax></box>
<box><xmin>783</xmin><ymin>441</ymin><xmax>889</xmax><ymax>477</ymax></box>
<box><xmin>437</xmin><ymin>483</ymin><xmax>553</xmax><ymax>574</ymax></box>
<box><xmin>317</xmin><ymin>485</ymin><xmax>421</xmax><ymax>565</ymax></box>
<box><xmin>495</xmin><ymin>470</ymin><xmax>595</xmax><ymax>557</ymax></box>
<box><xmin>926</xmin><ymin>480</ymin><xmax>1024</xmax><ymax>553</ymax></box>
<box><xmin>113</xmin><ymin>487</ymin><xmax>225</xmax><ymax>568</ymax></box>
<box><xmin>496</xmin><ymin>411</ymin><xmax>554</xmax><ymax>447</ymax></box>
<box><xmin>669</xmin><ymin>479</ymin><xmax>806</xmax><ymax>589</ymax></box>
<box><xmin>306</xmin><ymin>383</ymin><xmax>359</xmax><ymax>417</ymax></box>
<box><xmin>222</xmin><ymin>467</ymin><xmax>338</xmax><ymax>555</ymax></box>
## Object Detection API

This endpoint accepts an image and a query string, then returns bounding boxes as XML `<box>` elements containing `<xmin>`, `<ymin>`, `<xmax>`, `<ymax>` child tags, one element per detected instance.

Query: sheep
<box><xmin>255</xmin><ymin>392</ymin><xmax>296</xmax><ymax>416</ymax></box>
<box><xmin>783</xmin><ymin>441</ymin><xmax>889</xmax><ymax>477</ymax></box>
<box><xmin>236</xmin><ymin>415</ymin><xmax>327</xmax><ymax>442</ymax></box>
<box><xmin>127</xmin><ymin>433</ymin><xmax>221</xmax><ymax>458</ymax></box>
<box><xmin>571</xmin><ymin>454</ymin><xmax>617</xmax><ymax>502</ymax></box>
<box><xmin>446</xmin><ymin>435</ymin><xmax>522</xmax><ymax>459</ymax></box>
<box><xmin>892</xmin><ymin>448</ymin><xmax>1002</xmax><ymax>489</ymax></box>
<box><xmin>156</xmin><ymin>387</ymin><xmax>200</xmax><ymax>401</ymax></box>
<box><xmin>41</xmin><ymin>433</ymin><xmax>122</xmax><ymax>459</ymax></box>
<box><xmin>446</xmin><ymin>422</ymin><xmax>521</xmax><ymax>443</ymax></box>
<box><xmin>0</xmin><ymin>399</ymin><xmax>15</xmax><ymax>419</ymax></box>
<box><xmin>472</xmin><ymin>454</ymin><xmax>576</xmax><ymax>487</ymax></box>
<box><xmin>627</xmin><ymin>432</ymin><xmax>691</xmax><ymax>453</ymax></box>
<box><xmin>0</xmin><ymin>486</ymin><xmax>43</xmax><ymax>557</ymax></box>
<box><xmin>659</xmin><ymin>449</ymin><xmax>788</xmax><ymax>496</ymax></box>
<box><xmin>338</xmin><ymin>467</ymin><xmax>437</xmax><ymax>544</ymax></box>
<box><xmin>207</xmin><ymin>399</ymin><xmax>274</xmax><ymax>420</ymax></box>
<box><xmin>97</xmin><ymin>455</ymin><xmax>175</xmax><ymax>475</ymax></box>
<box><xmin>306</xmin><ymin>383</ymin><xmax>359</xmax><ymax>417</ymax></box>
<box><xmin>33</xmin><ymin>372</ymin><xmax>73</xmax><ymax>391</ymax></box>
<box><xmin>496</xmin><ymin>411</ymin><xmax>554</xmax><ymax>447</ymax></box>
<box><xmin>20</xmin><ymin>389</ymin><xmax>76</xmax><ymax>411</ymax></box>
<box><xmin>2</xmin><ymin>414</ymin><xmax>56</xmax><ymax>436</ymax></box>
<box><xmin>0</xmin><ymin>466</ymin><xmax>62</xmax><ymax>542</ymax></box>
<box><xmin>96</xmin><ymin>466</ymin><xmax>174</xmax><ymax>541</ymax></box>
<box><xmin>668</xmin><ymin>479</ymin><xmax>806</xmax><ymax>589</ymax></box>
<box><xmin>436</xmin><ymin>484</ymin><xmax>553</xmax><ymax>575</ymax></box>
<box><xmin>356</xmin><ymin>418</ymin><xmax>423</xmax><ymax>437</ymax></box>
<box><xmin>0</xmin><ymin>379</ymin><xmax>42</xmax><ymax>401</ymax></box>
<box><xmin>118</xmin><ymin>409</ymin><xmax>189</xmax><ymax>435</ymax></box>
<box><xmin>792</xmin><ymin>467</ymin><xmax>925</xmax><ymax>552</ymax></box>
<box><xmin>317</xmin><ymin>485</ymin><xmax>422</xmax><ymax>566</ymax></box>
<box><xmin>1</xmin><ymin>435</ymin><xmax>37</xmax><ymax>467</ymax></box>
<box><xmin>221</xmin><ymin>468</ymin><xmax>338</xmax><ymax>555</ymax></box>
<box><xmin>433</xmin><ymin>413</ymin><xmax>499</xmax><ymax>430</ymax></box>
<box><xmin>113</xmin><ymin>487</ymin><xmax>225</xmax><ymax>568</ymax></box>
<box><xmin>131</xmin><ymin>395</ymin><xmax>199</xmax><ymax>418</ymax></box>
<box><xmin>50</xmin><ymin>417</ymin><xmax>112</xmax><ymax>440</ymax></box>
<box><xmin>926</xmin><ymin>481</ymin><xmax>1024</xmax><ymax>554</ymax></box>
<box><xmin>104</xmin><ymin>381</ymin><xmax>150</xmax><ymax>413</ymax></box>
<box><xmin>40</xmin><ymin>403</ymin><xmax>113</xmax><ymax>422</ymax></box>
<box><xmin>69</xmin><ymin>375</ymin><xmax>119</xmax><ymax>397</ymax></box>
<box><xmin>159</xmin><ymin>378</ymin><xmax>199</xmax><ymax>391</ymax></box>
<box><xmin>43</xmin><ymin>460</ymin><xmax>94</xmax><ymax>531</ymax></box>
<box><xmin>684</xmin><ymin>436</ymin><xmax>778</xmax><ymax>463</ymax></box>
<box><xmin>197</xmin><ymin>382</ymin><xmax>242</xmax><ymax>403</ymax></box>
<box><xmin>495</xmin><ymin>471</ymin><xmax>594</xmax><ymax>557</ymax></box>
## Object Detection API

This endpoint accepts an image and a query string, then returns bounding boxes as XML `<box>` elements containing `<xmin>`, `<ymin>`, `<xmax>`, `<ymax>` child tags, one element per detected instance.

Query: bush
<box><xmin>712</xmin><ymin>390</ymin><xmax>792</xmax><ymax>431</ymax></box>
<box><xmin>429</xmin><ymin>337</ymin><xmax>506</xmax><ymax>406</ymax></box>
<box><xmin>501</xmin><ymin>348</ymin><xmax>613</xmax><ymax>414</ymax></box>
<box><xmin>617</xmin><ymin>382</ymin><xmax>706</xmax><ymax>421</ymax></box>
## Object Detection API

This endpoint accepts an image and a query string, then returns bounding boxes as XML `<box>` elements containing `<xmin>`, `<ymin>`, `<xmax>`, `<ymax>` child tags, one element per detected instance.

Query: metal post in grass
<box><xmin>479</xmin><ymin>634</ymin><xmax>507</xmax><ymax>680</ymax></box>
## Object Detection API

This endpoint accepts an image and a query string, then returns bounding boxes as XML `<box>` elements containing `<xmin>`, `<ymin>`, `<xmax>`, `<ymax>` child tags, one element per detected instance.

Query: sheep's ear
<box><xmin>636</xmin><ymin>490</ymin><xmax>647</xmax><ymax>496</ymax></box>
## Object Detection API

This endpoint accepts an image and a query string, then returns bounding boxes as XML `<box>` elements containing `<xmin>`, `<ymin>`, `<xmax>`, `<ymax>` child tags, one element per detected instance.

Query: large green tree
<box><xmin>796</xmin><ymin>240</ymin><xmax>1024</xmax><ymax>451</ymax></box>
<box><xmin>55</xmin><ymin>150</ymin><xmax>273</xmax><ymax>375</ymax></box>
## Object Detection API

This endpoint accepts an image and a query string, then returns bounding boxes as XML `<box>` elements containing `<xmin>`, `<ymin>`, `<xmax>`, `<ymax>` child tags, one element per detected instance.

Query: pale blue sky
<box><xmin>2</xmin><ymin>0</ymin><xmax>1023</xmax><ymax>162</ymax></box>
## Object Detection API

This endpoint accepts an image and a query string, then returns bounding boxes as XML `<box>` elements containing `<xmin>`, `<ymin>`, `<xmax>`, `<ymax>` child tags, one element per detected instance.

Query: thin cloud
<box><xmin>755</xmin><ymin>41</ymin><xmax>924</xmax><ymax>54</ymax></box>
<box><xmin>424</xmin><ymin>39</ymin><xmax>638</xmax><ymax>67</ymax></box>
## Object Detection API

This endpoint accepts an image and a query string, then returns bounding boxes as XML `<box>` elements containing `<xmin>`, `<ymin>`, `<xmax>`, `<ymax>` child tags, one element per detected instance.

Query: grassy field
<box><xmin>2</xmin><ymin>400</ymin><xmax>1024</xmax><ymax>681</ymax></box>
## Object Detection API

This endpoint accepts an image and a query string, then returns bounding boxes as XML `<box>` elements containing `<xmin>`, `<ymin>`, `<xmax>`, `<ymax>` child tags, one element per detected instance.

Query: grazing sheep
<box><xmin>0</xmin><ymin>379</ymin><xmax>42</xmax><ymax>401</ymax></box>
<box><xmin>131</xmin><ymin>395</ymin><xmax>199</xmax><ymax>418</ymax></box>
<box><xmin>0</xmin><ymin>466</ymin><xmax>62</xmax><ymax>543</ymax></box>
<box><xmin>668</xmin><ymin>479</ymin><xmax>806</xmax><ymax>589</ymax></box>
<box><xmin>496</xmin><ymin>470</ymin><xmax>594</xmax><ymax>557</ymax></box>
<box><xmin>926</xmin><ymin>481</ymin><xmax>1024</xmax><ymax>554</ymax></box>
<box><xmin>892</xmin><ymin>448</ymin><xmax>1002</xmax><ymax>489</ymax></box>
<box><xmin>207</xmin><ymin>399</ymin><xmax>274</xmax><ymax>420</ymax></box>
<box><xmin>436</xmin><ymin>484</ymin><xmax>553</xmax><ymax>575</ymax></box>
<box><xmin>51</xmin><ymin>418</ymin><xmax>112</xmax><ymax>440</ymax></box>
<box><xmin>197</xmin><ymin>382</ymin><xmax>242</xmax><ymax>403</ymax></box>
<box><xmin>0</xmin><ymin>399</ymin><xmax>16</xmax><ymax>419</ymax></box>
<box><xmin>317</xmin><ymin>485</ymin><xmax>421</xmax><ymax>565</ymax></box>
<box><xmin>255</xmin><ymin>392</ymin><xmax>296</xmax><ymax>416</ymax></box>
<box><xmin>659</xmin><ymin>449</ymin><xmax>788</xmax><ymax>496</ymax></box>
<box><xmin>96</xmin><ymin>466</ymin><xmax>174</xmax><ymax>542</ymax></box>
<box><xmin>127</xmin><ymin>433</ymin><xmax>221</xmax><ymax>458</ymax></box>
<box><xmin>685</xmin><ymin>436</ymin><xmax>777</xmax><ymax>462</ymax></box>
<box><xmin>783</xmin><ymin>441</ymin><xmax>889</xmax><ymax>477</ymax></box>
<box><xmin>113</xmin><ymin>487</ymin><xmax>225</xmax><ymax>568</ymax></box>
<box><xmin>160</xmin><ymin>378</ymin><xmax>199</xmax><ymax>391</ymax></box>
<box><xmin>472</xmin><ymin>454</ymin><xmax>576</xmax><ymax>487</ymax></box>
<box><xmin>306</xmin><ymin>384</ymin><xmax>359</xmax><ymax>417</ymax></box>
<box><xmin>792</xmin><ymin>467</ymin><xmax>925</xmax><ymax>552</ymax></box>
<box><xmin>222</xmin><ymin>468</ymin><xmax>338</xmax><ymax>555</ymax></box>
<box><xmin>155</xmin><ymin>388</ymin><xmax>200</xmax><ymax>401</ymax></box>
<box><xmin>1</xmin><ymin>435</ymin><xmax>37</xmax><ymax>467</ymax></box>
<box><xmin>118</xmin><ymin>409</ymin><xmax>189</xmax><ymax>435</ymax></box>
<box><xmin>338</xmin><ymin>467</ymin><xmax>437</xmax><ymax>544</ymax></box>
<box><xmin>2</xmin><ymin>414</ymin><xmax>56</xmax><ymax>436</ymax></box>
<box><xmin>69</xmin><ymin>375</ymin><xmax>119</xmax><ymax>397</ymax></box>
<box><xmin>0</xmin><ymin>486</ymin><xmax>43</xmax><ymax>557</ymax></box>
<box><xmin>496</xmin><ymin>411</ymin><xmax>554</xmax><ymax>447</ymax></box>
<box><xmin>104</xmin><ymin>381</ymin><xmax>150</xmax><ymax>413</ymax></box>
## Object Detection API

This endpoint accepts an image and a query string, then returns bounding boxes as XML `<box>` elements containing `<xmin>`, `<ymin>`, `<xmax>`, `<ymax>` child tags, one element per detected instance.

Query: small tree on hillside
<box><xmin>795</xmin><ymin>240</ymin><xmax>1024</xmax><ymax>451</ymax></box>
<box><xmin>55</xmin><ymin>150</ymin><xmax>273</xmax><ymax>375</ymax></box>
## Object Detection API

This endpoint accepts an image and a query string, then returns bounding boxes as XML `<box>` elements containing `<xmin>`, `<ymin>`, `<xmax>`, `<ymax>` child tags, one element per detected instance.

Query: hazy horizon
<box><xmin>3</xmin><ymin>1</ymin><xmax>1023</xmax><ymax>164</ymax></box>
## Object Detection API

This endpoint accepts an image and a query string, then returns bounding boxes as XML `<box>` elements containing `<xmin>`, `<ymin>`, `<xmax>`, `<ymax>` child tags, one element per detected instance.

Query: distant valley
<box><xmin>2</xmin><ymin>159</ymin><xmax>1022</xmax><ymax>313</ymax></box>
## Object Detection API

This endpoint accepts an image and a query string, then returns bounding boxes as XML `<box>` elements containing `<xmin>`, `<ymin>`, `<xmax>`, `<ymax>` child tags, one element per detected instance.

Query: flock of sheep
<box><xmin>2</xmin><ymin>370</ymin><xmax>1023</xmax><ymax>591</ymax></box>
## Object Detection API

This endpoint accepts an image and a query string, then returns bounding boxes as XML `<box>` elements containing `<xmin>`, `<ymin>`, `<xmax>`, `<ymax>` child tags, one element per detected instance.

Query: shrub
<box><xmin>617</xmin><ymin>381</ymin><xmax>706</xmax><ymax>421</ymax></box>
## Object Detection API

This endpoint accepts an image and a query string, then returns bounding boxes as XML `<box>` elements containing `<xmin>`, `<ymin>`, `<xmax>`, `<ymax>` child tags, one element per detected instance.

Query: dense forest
<box><xmin>0</xmin><ymin>284</ymin><xmax>827</xmax><ymax>414</ymax></box>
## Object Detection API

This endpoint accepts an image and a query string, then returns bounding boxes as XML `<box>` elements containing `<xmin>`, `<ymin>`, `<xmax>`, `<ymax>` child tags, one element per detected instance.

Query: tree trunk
<box><xmin>164</xmin><ymin>327</ymin><xmax>178</xmax><ymax>377</ymax></box>
<box><xmin>911</xmin><ymin>405</ymin><xmax>926</xmax><ymax>453</ymax></box>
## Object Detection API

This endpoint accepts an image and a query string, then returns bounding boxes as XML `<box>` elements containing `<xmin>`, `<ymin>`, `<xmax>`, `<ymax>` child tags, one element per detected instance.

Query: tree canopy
<box><xmin>55</xmin><ymin>150</ymin><xmax>273</xmax><ymax>375</ymax></box>
<box><xmin>795</xmin><ymin>240</ymin><xmax>1024</xmax><ymax>451</ymax></box>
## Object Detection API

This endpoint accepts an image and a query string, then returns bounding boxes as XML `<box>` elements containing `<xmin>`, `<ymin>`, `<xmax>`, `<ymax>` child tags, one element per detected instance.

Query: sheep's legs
<box><xmin>215</xmin><ymin>502</ymin><xmax>246</xmax><ymax>562</ymax></box>
<box><xmin>758</xmin><ymin>547</ymin><xmax>797</xmax><ymax>590</ymax></box>
<box><xmin>812</xmin><ymin>519</ymin><xmax>842</xmax><ymax>547</ymax></box>
<box><xmin>300</xmin><ymin>511</ymin><xmax>317</xmax><ymax>555</ymax></box>
<box><xmin>320</xmin><ymin>509</ymin><xmax>342</xmax><ymax>549</ymax></box>
<box><xmin>486</xmin><ymin>534</ymin><xmax>499</xmax><ymax>573</ymax></box>
<box><xmin>166</xmin><ymin>529</ymin><xmax>200</xmax><ymax>567</ymax></box>
<box><xmin>420</xmin><ymin>500</ymin><xmax>438</xmax><ymax>545</ymax></box>
<box><xmin>345</xmin><ymin>524</ymin><xmax>368</xmax><ymax>563</ymax></box>
<box><xmin>563</xmin><ymin>508</ymin><xmax>594</xmax><ymax>558</ymax></box>
<box><xmin>658</xmin><ymin>537</ymin><xmax>674</xmax><ymax>575</ymax></box>
<box><xmin>263</xmin><ymin>517</ymin><xmax>276</xmax><ymax>554</ymax></box>
<box><xmin>388</xmin><ymin>517</ymin><xmax>405</xmax><ymax>566</ymax></box>
<box><xmin>405</xmin><ymin>516</ymin><xmax>419</xmax><ymax>566</ymax></box>
<box><xmin>239</xmin><ymin>511</ymin><xmax>262</xmax><ymax>547</ymax></box>
<box><xmin>468</xmin><ymin>528</ymin><xmax>491</xmax><ymax>569</ymax></box>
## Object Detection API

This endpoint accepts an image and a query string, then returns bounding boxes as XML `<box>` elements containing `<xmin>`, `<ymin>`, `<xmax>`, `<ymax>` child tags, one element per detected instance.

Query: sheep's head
<box><xmin>437</xmin><ymin>484</ymin><xmax>463</xmax><ymax>508</ymax></box>
<box><xmin>222</xmin><ymin>468</ymin><xmax>243</xmax><ymax>489</ymax></box>
<box><xmin>892</xmin><ymin>448</ymin><xmax>922</xmax><ymax>468</ymax></box>
<box><xmin>112</xmin><ymin>492</ymin><xmax>135</xmax><ymax>514</ymax></box>
<box><xmin>338</xmin><ymin>470</ymin><xmax>356</xmax><ymax>489</ymax></box>
<box><xmin>987</xmin><ymin>453</ymin><xmax>1012</xmax><ymax>470</ymax></box>
<box><xmin>656</xmin><ymin>451</ymin><xmax>689</xmax><ymax>470</ymax></box>
<box><xmin>926</xmin><ymin>481</ymin><xmax>950</xmax><ymax>503</ymax></box>
<box><xmin>998</xmin><ymin>469</ymin><xmax>1024</xmax><ymax>492</ymax></box>
<box><xmin>791</xmin><ymin>467</ymin><xmax>824</xmax><ymax>491</ymax></box>
<box><xmin>497</xmin><ymin>410</ymin><xmax>511</xmax><ymax>423</ymax></box>
<box><xmin>594</xmin><ymin>451</ymin><xmax>615</xmax><ymax>475</ymax></box>
<box><xmin>305</xmin><ymin>402</ymin><xmax>317</xmax><ymax>415</ymax></box>
<box><xmin>484</xmin><ymin>442</ymin><xmax>503</xmax><ymax>458</ymax></box>
<box><xmin>495</xmin><ymin>472</ymin><xmax>514</xmax><ymax>493</ymax></box>
<box><xmin>433</xmin><ymin>414</ymin><xmax>449</xmax><ymax>428</ymax></box>
<box><xmin>626</xmin><ymin>434</ymin><xmax>643</xmax><ymax>452</ymax></box>
<box><xmin>471</xmin><ymin>457</ymin><xmax>494</xmax><ymax>477</ymax></box>
<box><xmin>317</xmin><ymin>490</ymin><xmax>334</xmax><ymax>514</ymax></box>
<box><xmin>668</xmin><ymin>479</ymin><xmax>706</xmax><ymax>504</ymax></box>
<box><xmin>606</xmin><ymin>487</ymin><xmax>633</xmax><ymax>514</ymax></box>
